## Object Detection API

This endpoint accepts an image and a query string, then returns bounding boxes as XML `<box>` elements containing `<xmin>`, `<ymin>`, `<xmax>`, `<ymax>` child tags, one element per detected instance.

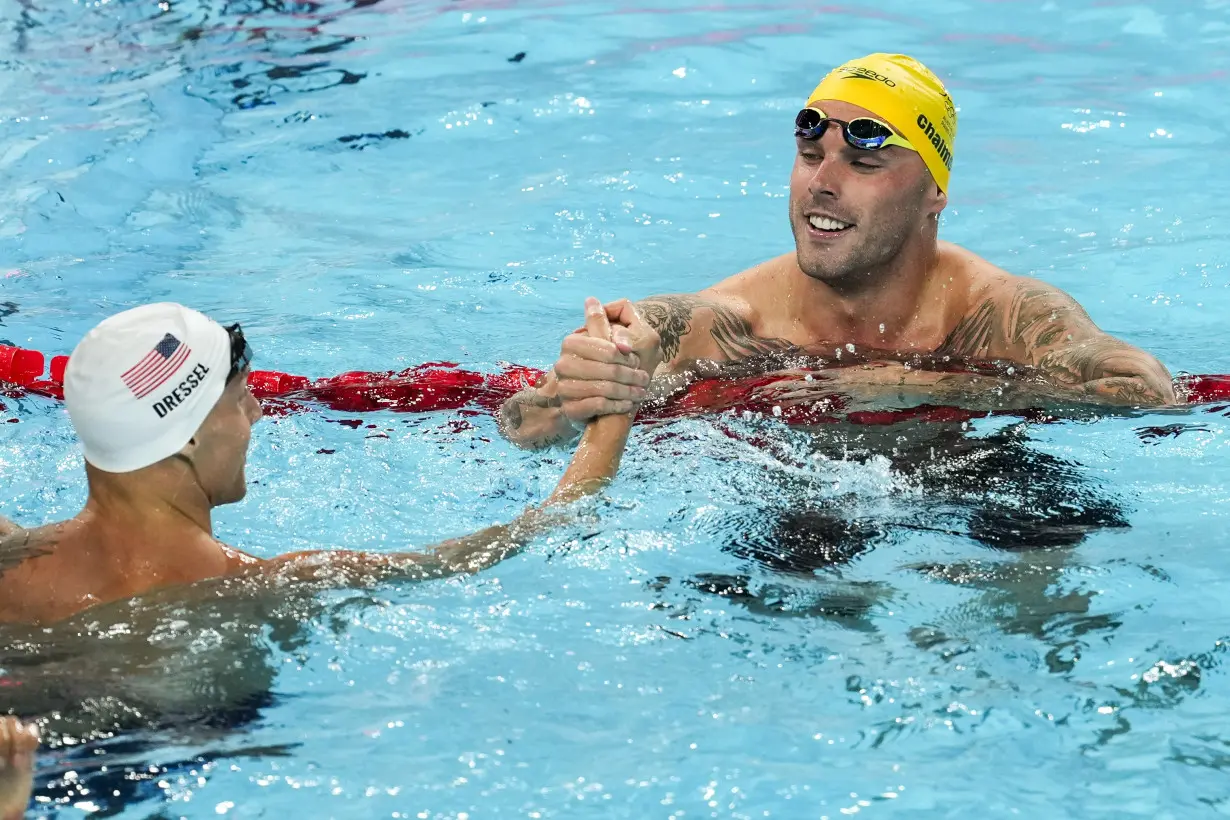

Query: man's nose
<box><xmin>806</xmin><ymin>133</ymin><xmax>848</xmax><ymax>199</ymax></box>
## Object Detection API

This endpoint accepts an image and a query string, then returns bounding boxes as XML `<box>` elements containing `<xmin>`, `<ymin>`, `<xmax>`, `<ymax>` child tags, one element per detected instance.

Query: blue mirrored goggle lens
<box><xmin>794</xmin><ymin>109</ymin><xmax>894</xmax><ymax>150</ymax></box>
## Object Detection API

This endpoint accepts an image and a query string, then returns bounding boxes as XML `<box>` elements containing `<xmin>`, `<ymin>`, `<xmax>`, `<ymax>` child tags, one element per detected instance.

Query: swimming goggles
<box><xmin>794</xmin><ymin>107</ymin><xmax>918</xmax><ymax>154</ymax></box>
<box><xmin>226</xmin><ymin>323</ymin><xmax>254</xmax><ymax>383</ymax></box>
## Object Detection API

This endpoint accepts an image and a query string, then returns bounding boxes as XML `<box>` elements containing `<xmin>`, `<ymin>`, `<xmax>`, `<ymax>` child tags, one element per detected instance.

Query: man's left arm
<box><xmin>1003</xmin><ymin>280</ymin><xmax>1176</xmax><ymax>405</ymax></box>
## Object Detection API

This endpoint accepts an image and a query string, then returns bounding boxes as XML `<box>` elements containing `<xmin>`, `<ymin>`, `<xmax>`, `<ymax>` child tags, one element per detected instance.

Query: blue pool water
<box><xmin>4</xmin><ymin>0</ymin><xmax>1230</xmax><ymax>816</ymax></box>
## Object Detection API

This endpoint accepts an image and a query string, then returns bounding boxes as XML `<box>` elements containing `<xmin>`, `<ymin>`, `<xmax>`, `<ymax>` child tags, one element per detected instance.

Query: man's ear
<box><xmin>924</xmin><ymin>183</ymin><xmax>949</xmax><ymax>221</ymax></box>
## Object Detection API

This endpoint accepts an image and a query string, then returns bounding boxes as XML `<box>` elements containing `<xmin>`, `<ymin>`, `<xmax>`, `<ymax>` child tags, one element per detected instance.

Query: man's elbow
<box><xmin>1082</xmin><ymin>375</ymin><xmax>1175</xmax><ymax>407</ymax></box>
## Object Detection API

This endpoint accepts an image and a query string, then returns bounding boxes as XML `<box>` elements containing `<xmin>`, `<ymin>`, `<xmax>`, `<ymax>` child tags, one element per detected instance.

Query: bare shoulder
<box><xmin>937</xmin><ymin>243</ymin><xmax>1101</xmax><ymax>358</ymax></box>
<box><xmin>0</xmin><ymin>514</ymin><xmax>19</xmax><ymax>538</ymax></box>
<box><xmin>631</xmin><ymin>255</ymin><xmax>802</xmax><ymax>366</ymax></box>
<box><xmin>936</xmin><ymin>243</ymin><xmax>1174</xmax><ymax>404</ymax></box>
<box><xmin>938</xmin><ymin>241</ymin><xmax>1088</xmax><ymax>313</ymax></box>
<box><xmin>704</xmin><ymin>253</ymin><xmax>794</xmax><ymax>312</ymax></box>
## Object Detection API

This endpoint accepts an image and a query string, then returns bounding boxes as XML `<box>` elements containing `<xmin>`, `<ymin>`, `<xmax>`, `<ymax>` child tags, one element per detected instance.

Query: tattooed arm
<box><xmin>497</xmin><ymin>380</ymin><xmax>572</xmax><ymax>450</ymax></box>
<box><xmin>498</xmin><ymin>293</ymin><xmax>799</xmax><ymax>449</ymax></box>
<box><xmin>636</xmin><ymin>294</ymin><xmax>799</xmax><ymax>365</ymax></box>
<box><xmin>939</xmin><ymin>278</ymin><xmax>1175</xmax><ymax>406</ymax></box>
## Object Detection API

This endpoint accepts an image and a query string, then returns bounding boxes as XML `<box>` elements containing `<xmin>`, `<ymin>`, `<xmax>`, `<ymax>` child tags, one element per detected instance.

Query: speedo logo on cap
<box><xmin>916</xmin><ymin>114</ymin><xmax>954</xmax><ymax>170</ymax></box>
<box><xmin>152</xmin><ymin>363</ymin><xmax>211</xmax><ymax>419</ymax></box>
<box><xmin>838</xmin><ymin>66</ymin><xmax>896</xmax><ymax>87</ymax></box>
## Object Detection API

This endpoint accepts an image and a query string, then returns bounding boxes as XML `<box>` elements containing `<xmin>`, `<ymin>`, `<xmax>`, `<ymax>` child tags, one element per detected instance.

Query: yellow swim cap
<box><xmin>806</xmin><ymin>53</ymin><xmax>957</xmax><ymax>192</ymax></box>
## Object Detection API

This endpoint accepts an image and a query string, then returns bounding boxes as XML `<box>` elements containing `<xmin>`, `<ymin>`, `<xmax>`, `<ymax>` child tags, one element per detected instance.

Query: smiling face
<box><xmin>789</xmin><ymin>100</ymin><xmax>947</xmax><ymax>288</ymax></box>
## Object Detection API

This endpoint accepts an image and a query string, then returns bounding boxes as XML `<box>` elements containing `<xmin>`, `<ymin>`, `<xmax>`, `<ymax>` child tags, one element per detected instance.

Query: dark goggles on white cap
<box><xmin>226</xmin><ymin>323</ymin><xmax>253</xmax><ymax>383</ymax></box>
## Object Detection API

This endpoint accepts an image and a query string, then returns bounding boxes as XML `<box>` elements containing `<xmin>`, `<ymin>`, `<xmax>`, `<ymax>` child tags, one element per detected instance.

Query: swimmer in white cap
<box><xmin>0</xmin><ymin>298</ymin><xmax>661</xmax><ymax>626</ymax></box>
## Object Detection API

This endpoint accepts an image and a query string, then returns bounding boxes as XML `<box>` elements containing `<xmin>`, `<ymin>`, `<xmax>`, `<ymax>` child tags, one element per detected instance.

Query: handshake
<box><xmin>500</xmin><ymin>298</ymin><xmax>664</xmax><ymax>446</ymax></box>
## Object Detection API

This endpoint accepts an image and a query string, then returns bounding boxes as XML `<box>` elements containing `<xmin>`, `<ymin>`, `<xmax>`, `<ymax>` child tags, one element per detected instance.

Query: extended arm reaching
<box><xmin>267</xmin><ymin>298</ymin><xmax>657</xmax><ymax>586</ymax></box>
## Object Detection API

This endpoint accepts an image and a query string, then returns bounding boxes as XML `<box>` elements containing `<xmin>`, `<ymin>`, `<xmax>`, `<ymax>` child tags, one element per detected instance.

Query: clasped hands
<box><xmin>555</xmin><ymin>298</ymin><xmax>664</xmax><ymax>428</ymax></box>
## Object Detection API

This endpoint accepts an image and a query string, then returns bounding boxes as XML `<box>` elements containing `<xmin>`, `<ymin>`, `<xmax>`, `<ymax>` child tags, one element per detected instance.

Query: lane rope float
<box><xmin>3</xmin><ymin>342</ymin><xmax>1229</xmax><ymax>427</ymax></box>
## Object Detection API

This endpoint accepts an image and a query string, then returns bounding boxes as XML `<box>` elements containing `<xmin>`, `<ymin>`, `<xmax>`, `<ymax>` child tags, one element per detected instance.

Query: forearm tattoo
<box><xmin>938</xmin><ymin>283</ymin><xmax>1173</xmax><ymax>405</ymax></box>
<box><xmin>498</xmin><ymin>387</ymin><xmax>562</xmax><ymax>433</ymax></box>
<box><xmin>636</xmin><ymin>294</ymin><xmax>800</xmax><ymax>364</ymax></box>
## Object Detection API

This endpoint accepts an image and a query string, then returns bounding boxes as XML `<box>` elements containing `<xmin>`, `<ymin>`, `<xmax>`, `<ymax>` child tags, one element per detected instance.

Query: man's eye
<box><xmin>852</xmin><ymin>160</ymin><xmax>881</xmax><ymax>169</ymax></box>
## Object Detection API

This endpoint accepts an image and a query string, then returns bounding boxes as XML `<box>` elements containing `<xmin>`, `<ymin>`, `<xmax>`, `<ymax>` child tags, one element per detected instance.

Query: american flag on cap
<box><xmin>122</xmin><ymin>333</ymin><xmax>192</xmax><ymax>399</ymax></box>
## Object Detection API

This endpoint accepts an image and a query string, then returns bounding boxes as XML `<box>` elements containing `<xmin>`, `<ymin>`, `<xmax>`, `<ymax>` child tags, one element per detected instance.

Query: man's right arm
<box><xmin>263</xmin><ymin>297</ymin><xmax>658</xmax><ymax>587</ymax></box>
<box><xmin>496</xmin><ymin>305</ymin><xmax>657</xmax><ymax>449</ymax></box>
<box><xmin>498</xmin><ymin>293</ymin><xmax>796</xmax><ymax>449</ymax></box>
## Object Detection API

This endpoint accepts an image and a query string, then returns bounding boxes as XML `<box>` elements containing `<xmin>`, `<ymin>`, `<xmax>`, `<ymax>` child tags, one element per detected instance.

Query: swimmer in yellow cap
<box><xmin>501</xmin><ymin>53</ymin><xmax>1175</xmax><ymax>448</ymax></box>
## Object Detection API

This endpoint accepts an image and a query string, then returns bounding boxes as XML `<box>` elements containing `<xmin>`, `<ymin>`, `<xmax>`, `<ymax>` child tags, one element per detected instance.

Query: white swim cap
<box><xmin>64</xmin><ymin>303</ymin><xmax>232</xmax><ymax>473</ymax></box>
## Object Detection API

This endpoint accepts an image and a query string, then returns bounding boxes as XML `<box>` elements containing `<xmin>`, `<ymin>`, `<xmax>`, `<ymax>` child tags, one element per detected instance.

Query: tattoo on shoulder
<box><xmin>637</xmin><ymin>296</ymin><xmax>695</xmax><ymax>363</ymax></box>
<box><xmin>939</xmin><ymin>284</ymin><xmax>1087</xmax><ymax>359</ymax></box>
<box><xmin>937</xmin><ymin>299</ymin><xmax>997</xmax><ymax>359</ymax></box>
<box><xmin>0</xmin><ymin>528</ymin><xmax>48</xmax><ymax>582</ymax></box>
<box><xmin>636</xmin><ymin>294</ymin><xmax>799</xmax><ymax>364</ymax></box>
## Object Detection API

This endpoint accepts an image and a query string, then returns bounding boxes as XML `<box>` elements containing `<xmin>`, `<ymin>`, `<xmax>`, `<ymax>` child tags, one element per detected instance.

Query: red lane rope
<box><xmin>3</xmin><ymin>342</ymin><xmax>1229</xmax><ymax>425</ymax></box>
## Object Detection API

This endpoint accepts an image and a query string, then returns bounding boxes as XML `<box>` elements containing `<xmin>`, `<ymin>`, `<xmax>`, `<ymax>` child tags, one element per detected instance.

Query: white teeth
<box><xmin>809</xmin><ymin>215</ymin><xmax>852</xmax><ymax>231</ymax></box>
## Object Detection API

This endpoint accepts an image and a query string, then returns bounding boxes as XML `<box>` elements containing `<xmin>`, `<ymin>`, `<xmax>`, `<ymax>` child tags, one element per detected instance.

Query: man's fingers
<box><xmin>603</xmin><ymin>298</ymin><xmax>634</xmax><ymax>324</ymax></box>
<box><xmin>15</xmin><ymin>723</ymin><xmax>37</xmax><ymax>754</ymax></box>
<box><xmin>560</xmin><ymin>334</ymin><xmax>639</xmax><ymax>368</ymax></box>
<box><xmin>611</xmin><ymin>327</ymin><xmax>636</xmax><ymax>355</ymax></box>
<box><xmin>584</xmin><ymin>296</ymin><xmax>613</xmax><ymax>341</ymax></box>
<box><xmin>604</xmin><ymin>298</ymin><xmax>641</xmax><ymax>328</ymax></box>
<box><xmin>557</xmin><ymin>379</ymin><xmax>648</xmax><ymax>402</ymax></box>
<box><xmin>554</xmin><ymin>358</ymin><xmax>649</xmax><ymax>386</ymax></box>
<box><xmin>562</xmin><ymin>397</ymin><xmax>637</xmax><ymax>421</ymax></box>
<box><xmin>0</xmin><ymin>718</ymin><xmax>37</xmax><ymax>759</ymax></box>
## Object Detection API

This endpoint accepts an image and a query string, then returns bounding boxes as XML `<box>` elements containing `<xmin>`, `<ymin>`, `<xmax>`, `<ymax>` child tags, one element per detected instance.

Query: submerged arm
<box><xmin>940</xmin><ymin>279</ymin><xmax>1175</xmax><ymax>406</ymax></box>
